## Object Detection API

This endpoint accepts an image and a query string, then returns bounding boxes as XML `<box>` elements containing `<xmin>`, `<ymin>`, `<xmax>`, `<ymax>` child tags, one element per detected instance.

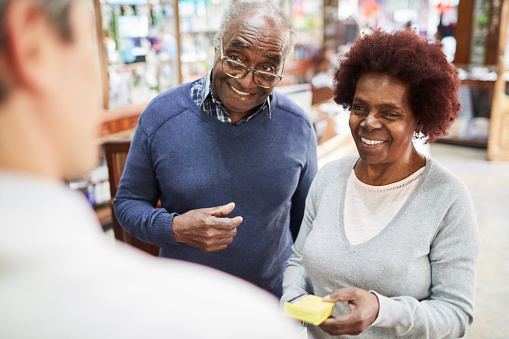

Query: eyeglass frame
<box><xmin>220</xmin><ymin>39</ymin><xmax>285</xmax><ymax>89</ymax></box>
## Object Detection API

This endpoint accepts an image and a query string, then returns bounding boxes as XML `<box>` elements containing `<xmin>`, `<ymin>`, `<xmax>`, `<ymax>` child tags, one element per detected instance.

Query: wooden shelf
<box><xmin>460</xmin><ymin>79</ymin><xmax>496</xmax><ymax>89</ymax></box>
<box><xmin>311</xmin><ymin>98</ymin><xmax>357</xmax><ymax>167</ymax></box>
<box><xmin>180</xmin><ymin>30</ymin><xmax>216</xmax><ymax>35</ymax></box>
<box><xmin>436</xmin><ymin>136</ymin><xmax>487</xmax><ymax>148</ymax></box>
<box><xmin>439</xmin><ymin>78</ymin><xmax>495</xmax><ymax>148</ymax></box>
<box><xmin>98</xmin><ymin>103</ymin><xmax>147</xmax><ymax>141</ymax></box>
<box><xmin>108</xmin><ymin>60</ymin><xmax>177</xmax><ymax>72</ymax></box>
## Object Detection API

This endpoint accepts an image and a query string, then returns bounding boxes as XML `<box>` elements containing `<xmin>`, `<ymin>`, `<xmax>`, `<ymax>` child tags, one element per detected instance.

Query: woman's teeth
<box><xmin>361</xmin><ymin>137</ymin><xmax>384</xmax><ymax>145</ymax></box>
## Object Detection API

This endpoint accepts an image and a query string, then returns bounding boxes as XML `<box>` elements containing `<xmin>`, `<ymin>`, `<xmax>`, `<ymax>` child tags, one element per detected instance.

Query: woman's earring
<box><xmin>414</xmin><ymin>131</ymin><xmax>420</xmax><ymax>139</ymax></box>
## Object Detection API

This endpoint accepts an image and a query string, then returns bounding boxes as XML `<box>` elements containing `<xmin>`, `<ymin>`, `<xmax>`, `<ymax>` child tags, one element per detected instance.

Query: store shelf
<box><xmin>98</xmin><ymin>0</ymin><xmax>180</xmax><ymax>109</ymax></box>
<box><xmin>98</xmin><ymin>102</ymin><xmax>147</xmax><ymax>139</ymax></box>
<box><xmin>460</xmin><ymin>79</ymin><xmax>496</xmax><ymax>88</ymax></box>
<box><xmin>437</xmin><ymin>77</ymin><xmax>495</xmax><ymax>148</ymax></box>
<box><xmin>178</xmin><ymin>0</ymin><xmax>232</xmax><ymax>82</ymax></box>
<box><xmin>436</xmin><ymin>136</ymin><xmax>487</xmax><ymax>148</ymax></box>
<box><xmin>179</xmin><ymin>30</ymin><xmax>217</xmax><ymax>35</ymax></box>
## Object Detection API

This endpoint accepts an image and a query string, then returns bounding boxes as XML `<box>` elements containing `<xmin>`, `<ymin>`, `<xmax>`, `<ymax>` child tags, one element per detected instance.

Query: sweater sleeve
<box><xmin>289</xmin><ymin>121</ymin><xmax>318</xmax><ymax>241</ymax></box>
<box><xmin>371</xmin><ymin>186</ymin><xmax>480</xmax><ymax>338</ymax></box>
<box><xmin>113</xmin><ymin>121</ymin><xmax>181</xmax><ymax>248</ymax></box>
<box><xmin>282</xmin><ymin>174</ymin><xmax>319</xmax><ymax>305</ymax></box>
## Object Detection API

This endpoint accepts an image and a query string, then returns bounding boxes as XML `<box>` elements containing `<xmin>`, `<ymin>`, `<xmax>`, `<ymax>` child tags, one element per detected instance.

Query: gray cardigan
<box><xmin>282</xmin><ymin>155</ymin><xmax>480</xmax><ymax>338</ymax></box>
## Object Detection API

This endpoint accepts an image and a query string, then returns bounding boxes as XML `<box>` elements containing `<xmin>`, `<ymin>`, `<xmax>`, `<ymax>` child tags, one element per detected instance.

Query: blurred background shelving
<box><xmin>79</xmin><ymin>0</ymin><xmax>509</xmax><ymax>230</ymax></box>
<box><xmin>98</xmin><ymin>0</ymin><xmax>181</xmax><ymax>109</ymax></box>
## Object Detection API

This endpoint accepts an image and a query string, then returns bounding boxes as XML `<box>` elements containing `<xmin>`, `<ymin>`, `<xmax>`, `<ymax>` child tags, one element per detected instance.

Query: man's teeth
<box><xmin>361</xmin><ymin>137</ymin><xmax>384</xmax><ymax>145</ymax></box>
<box><xmin>230</xmin><ymin>85</ymin><xmax>250</xmax><ymax>96</ymax></box>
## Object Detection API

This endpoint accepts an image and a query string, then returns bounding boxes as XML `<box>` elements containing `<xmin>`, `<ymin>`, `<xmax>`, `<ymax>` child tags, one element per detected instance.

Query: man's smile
<box><xmin>229</xmin><ymin>83</ymin><xmax>251</xmax><ymax>96</ymax></box>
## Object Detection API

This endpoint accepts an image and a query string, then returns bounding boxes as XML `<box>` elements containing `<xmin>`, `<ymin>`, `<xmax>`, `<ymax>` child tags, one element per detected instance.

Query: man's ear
<box><xmin>3</xmin><ymin>0</ymin><xmax>58</xmax><ymax>96</ymax></box>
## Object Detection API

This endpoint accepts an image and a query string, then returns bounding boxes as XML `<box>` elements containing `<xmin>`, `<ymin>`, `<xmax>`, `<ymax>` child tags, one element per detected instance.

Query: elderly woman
<box><xmin>281</xmin><ymin>29</ymin><xmax>480</xmax><ymax>338</ymax></box>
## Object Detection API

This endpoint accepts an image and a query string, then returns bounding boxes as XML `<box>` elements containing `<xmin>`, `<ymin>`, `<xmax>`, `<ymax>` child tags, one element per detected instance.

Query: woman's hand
<box><xmin>319</xmin><ymin>287</ymin><xmax>379</xmax><ymax>336</ymax></box>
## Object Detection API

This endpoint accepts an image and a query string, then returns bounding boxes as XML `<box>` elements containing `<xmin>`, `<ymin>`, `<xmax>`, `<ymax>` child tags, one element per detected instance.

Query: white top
<box><xmin>344</xmin><ymin>167</ymin><xmax>425</xmax><ymax>245</ymax></box>
<box><xmin>0</xmin><ymin>172</ymin><xmax>299</xmax><ymax>339</ymax></box>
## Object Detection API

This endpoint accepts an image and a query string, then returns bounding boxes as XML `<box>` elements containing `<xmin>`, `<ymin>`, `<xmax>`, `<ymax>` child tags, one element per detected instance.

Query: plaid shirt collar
<box><xmin>191</xmin><ymin>69</ymin><xmax>272</xmax><ymax>125</ymax></box>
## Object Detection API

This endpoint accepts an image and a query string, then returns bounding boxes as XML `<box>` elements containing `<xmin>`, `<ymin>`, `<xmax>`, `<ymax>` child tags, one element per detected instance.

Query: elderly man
<box><xmin>114</xmin><ymin>0</ymin><xmax>318</xmax><ymax>297</ymax></box>
<box><xmin>0</xmin><ymin>0</ymin><xmax>304</xmax><ymax>337</ymax></box>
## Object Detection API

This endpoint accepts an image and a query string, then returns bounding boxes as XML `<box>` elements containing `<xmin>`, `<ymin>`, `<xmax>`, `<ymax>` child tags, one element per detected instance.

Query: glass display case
<box><xmin>178</xmin><ymin>0</ymin><xmax>232</xmax><ymax>83</ymax></box>
<box><xmin>442</xmin><ymin>0</ymin><xmax>504</xmax><ymax>147</ymax></box>
<box><xmin>99</xmin><ymin>0</ymin><xmax>180</xmax><ymax>109</ymax></box>
<box><xmin>291</xmin><ymin>0</ymin><xmax>324</xmax><ymax>59</ymax></box>
<box><xmin>273</xmin><ymin>0</ymin><xmax>326</xmax><ymax>86</ymax></box>
<box><xmin>488</xmin><ymin>0</ymin><xmax>509</xmax><ymax>160</ymax></box>
<box><xmin>98</xmin><ymin>0</ymin><xmax>233</xmax><ymax>108</ymax></box>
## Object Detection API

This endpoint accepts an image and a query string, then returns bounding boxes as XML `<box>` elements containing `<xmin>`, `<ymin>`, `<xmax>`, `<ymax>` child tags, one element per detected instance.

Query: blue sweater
<box><xmin>114</xmin><ymin>82</ymin><xmax>318</xmax><ymax>296</ymax></box>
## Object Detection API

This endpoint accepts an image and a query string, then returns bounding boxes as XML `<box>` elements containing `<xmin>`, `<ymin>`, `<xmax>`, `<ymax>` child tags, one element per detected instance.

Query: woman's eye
<box><xmin>351</xmin><ymin>106</ymin><xmax>366</xmax><ymax>116</ymax></box>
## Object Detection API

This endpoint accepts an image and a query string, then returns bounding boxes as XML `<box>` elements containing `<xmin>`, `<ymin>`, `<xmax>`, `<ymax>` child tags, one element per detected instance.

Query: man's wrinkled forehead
<box><xmin>228</xmin><ymin>38</ymin><xmax>283</xmax><ymax>64</ymax></box>
<box><xmin>227</xmin><ymin>10</ymin><xmax>288</xmax><ymax>48</ymax></box>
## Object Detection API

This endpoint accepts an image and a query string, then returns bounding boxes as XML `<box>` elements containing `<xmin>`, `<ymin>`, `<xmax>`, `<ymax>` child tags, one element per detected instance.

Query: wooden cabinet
<box><xmin>454</xmin><ymin>0</ymin><xmax>503</xmax><ymax>66</ymax></box>
<box><xmin>442</xmin><ymin>0</ymin><xmax>508</xmax><ymax>153</ymax></box>
<box><xmin>96</xmin><ymin>0</ymin><xmax>181</xmax><ymax>110</ymax></box>
<box><xmin>438</xmin><ymin>78</ymin><xmax>494</xmax><ymax>148</ymax></box>
<box><xmin>488</xmin><ymin>0</ymin><xmax>509</xmax><ymax>160</ymax></box>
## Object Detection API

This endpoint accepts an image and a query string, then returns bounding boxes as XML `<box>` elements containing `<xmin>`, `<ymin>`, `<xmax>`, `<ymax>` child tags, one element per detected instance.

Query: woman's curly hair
<box><xmin>333</xmin><ymin>29</ymin><xmax>461</xmax><ymax>143</ymax></box>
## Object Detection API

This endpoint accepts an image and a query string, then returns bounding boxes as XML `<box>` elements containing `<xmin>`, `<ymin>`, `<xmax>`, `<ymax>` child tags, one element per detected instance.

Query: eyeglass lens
<box><xmin>222</xmin><ymin>59</ymin><xmax>280</xmax><ymax>88</ymax></box>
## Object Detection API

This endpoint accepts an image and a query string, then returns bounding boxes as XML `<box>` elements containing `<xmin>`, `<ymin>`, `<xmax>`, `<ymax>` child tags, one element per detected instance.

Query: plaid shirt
<box><xmin>190</xmin><ymin>69</ymin><xmax>272</xmax><ymax>125</ymax></box>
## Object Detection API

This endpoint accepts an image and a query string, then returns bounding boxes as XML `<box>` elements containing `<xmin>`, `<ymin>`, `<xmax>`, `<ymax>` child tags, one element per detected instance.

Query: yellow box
<box><xmin>283</xmin><ymin>294</ymin><xmax>334</xmax><ymax>326</ymax></box>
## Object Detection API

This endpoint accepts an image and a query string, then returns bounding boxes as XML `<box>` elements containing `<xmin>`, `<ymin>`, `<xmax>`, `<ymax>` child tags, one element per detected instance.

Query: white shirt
<box><xmin>0</xmin><ymin>172</ymin><xmax>299</xmax><ymax>339</ymax></box>
<box><xmin>344</xmin><ymin>167</ymin><xmax>425</xmax><ymax>245</ymax></box>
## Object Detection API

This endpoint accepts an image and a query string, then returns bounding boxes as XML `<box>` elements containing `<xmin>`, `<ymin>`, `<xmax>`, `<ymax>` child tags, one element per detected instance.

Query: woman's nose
<box><xmin>361</xmin><ymin>112</ymin><xmax>382</xmax><ymax>130</ymax></box>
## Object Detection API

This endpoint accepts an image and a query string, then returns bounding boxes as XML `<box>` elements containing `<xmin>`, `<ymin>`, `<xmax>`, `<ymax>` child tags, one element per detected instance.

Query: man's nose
<box><xmin>235</xmin><ymin>71</ymin><xmax>257</xmax><ymax>89</ymax></box>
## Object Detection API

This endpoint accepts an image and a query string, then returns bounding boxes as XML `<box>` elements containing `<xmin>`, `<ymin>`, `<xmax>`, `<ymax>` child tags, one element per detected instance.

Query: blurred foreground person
<box><xmin>282</xmin><ymin>29</ymin><xmax>480</xmax><ymax>338</ymax></box>
<box><xmin>0</xmin><ymin>0</ymin><xmax>300</xmax><ymax>338</ymax></box>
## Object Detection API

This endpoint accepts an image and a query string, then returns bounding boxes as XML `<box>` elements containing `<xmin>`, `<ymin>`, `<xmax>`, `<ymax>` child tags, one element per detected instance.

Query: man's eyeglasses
<box><xmin>220</xmin><ymin>39</ymin><xmax>284</xmax><ymax>89</ymax></box>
